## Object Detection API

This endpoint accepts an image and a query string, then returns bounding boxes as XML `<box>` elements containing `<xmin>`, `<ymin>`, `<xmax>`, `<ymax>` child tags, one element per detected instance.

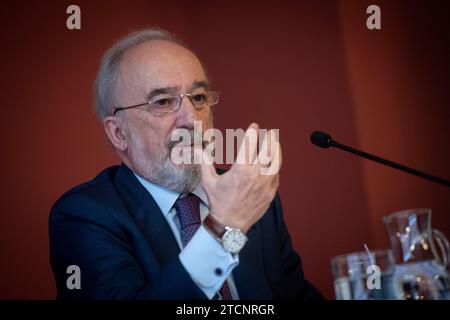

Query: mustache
<box><xmin>165</xmin><ymin>129</ymin><xmax>207</xmax><ymax>151</ymax></box>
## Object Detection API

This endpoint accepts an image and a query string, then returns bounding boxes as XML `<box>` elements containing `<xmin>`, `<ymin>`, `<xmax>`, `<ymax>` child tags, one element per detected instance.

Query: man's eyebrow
<box><xmin>146</xmin><ymin>87</ymin><xmax>177</xmax><ymax>101</ymax></box>
<box><xmin>191</xmin><ymin>80</ymin><xmax>209</xmax><ymax>90</ymax></box>
<box><xmin>145</xmin><ymin>80</ymin><xmax>209</xmax><ymax>101</ymax></box>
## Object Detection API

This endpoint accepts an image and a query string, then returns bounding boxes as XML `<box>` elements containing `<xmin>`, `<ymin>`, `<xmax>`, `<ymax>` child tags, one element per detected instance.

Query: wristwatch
<box><xmin>203</xmin><ymin>214</ymin><xmax>248</xmax><ymax>254</ymax></box>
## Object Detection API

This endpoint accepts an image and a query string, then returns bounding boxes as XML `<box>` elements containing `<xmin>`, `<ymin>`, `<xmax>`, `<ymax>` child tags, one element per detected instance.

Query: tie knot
<box><xmin>174</xmin><ymin>193</ymin><xmax>201</xmax><ymax>231</ymax></box>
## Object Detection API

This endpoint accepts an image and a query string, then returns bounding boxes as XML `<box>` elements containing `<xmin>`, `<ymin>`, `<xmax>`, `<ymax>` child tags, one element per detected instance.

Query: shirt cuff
<box><xmin>179</xmin><ymin>225</ymin><xmax>239</xmax><ymax>299</ymax></box>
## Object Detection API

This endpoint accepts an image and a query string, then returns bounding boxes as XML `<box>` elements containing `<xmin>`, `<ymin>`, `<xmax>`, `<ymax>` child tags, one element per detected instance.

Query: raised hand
<box><xmin>198</xmin><ymin>123</ymin><xmax>281</xmax><ymax>233</ymax></box>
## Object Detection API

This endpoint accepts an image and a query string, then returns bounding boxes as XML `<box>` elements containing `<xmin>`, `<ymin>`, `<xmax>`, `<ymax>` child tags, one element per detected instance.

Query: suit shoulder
<box><xmin>50</xmin><ymin>166</ymin><xmax>120</xmax><ymax>221</ymax></box>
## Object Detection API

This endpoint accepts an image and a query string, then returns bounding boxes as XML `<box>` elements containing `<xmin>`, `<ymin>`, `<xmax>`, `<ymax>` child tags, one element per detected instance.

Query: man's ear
<box><xmin>103</xmin><ymin>116</ymin><xmax>128</xmax><ymax>151</ymax></box>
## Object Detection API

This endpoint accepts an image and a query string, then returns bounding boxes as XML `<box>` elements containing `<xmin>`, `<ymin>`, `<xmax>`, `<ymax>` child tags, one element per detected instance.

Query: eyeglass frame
<box><xmin>112</xmin><ymin>90</ymin><xmax>220</xmax><ymax>117</ymax></box>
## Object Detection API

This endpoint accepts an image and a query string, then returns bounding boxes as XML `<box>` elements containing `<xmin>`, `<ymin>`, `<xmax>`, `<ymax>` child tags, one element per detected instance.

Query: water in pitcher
<box><xmin>331</xmin><ymin>249</ymin><xmax>402</xmax><ymax>300</ymax></box>
<box><xmin>384</xmin><ymin>208</ymin><xmax>450</xmax><ymax>300</ymax></box>
<box><xmin>334</xmin><ymin>271</ymin><xmax>400</xmax><ymax>300</ymax></box>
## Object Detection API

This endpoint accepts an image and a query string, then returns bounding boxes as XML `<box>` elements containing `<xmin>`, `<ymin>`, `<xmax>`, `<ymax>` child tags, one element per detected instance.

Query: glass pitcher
<box><xmin>331</xmin><ymin>250</ymin><xmax>401</xmax><ymax>300</ymax></box>
<box><xmin>383</xmin><ymin>208</ymin><xmax>450</xmax><ymax>299</ymax></box>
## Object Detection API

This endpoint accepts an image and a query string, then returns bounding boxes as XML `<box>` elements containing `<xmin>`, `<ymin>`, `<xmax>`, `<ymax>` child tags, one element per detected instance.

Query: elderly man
<box><xmin>49</xmin><ymin>28</ymin><xmax>322</xmax><ymax>300</ymax></box>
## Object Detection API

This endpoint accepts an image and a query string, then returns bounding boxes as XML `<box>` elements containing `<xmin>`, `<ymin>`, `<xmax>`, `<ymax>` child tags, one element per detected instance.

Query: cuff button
<box><xmin>214</xmin><ymin>268</ymin><xmax>223</xmax><ymax>276</ymax></box>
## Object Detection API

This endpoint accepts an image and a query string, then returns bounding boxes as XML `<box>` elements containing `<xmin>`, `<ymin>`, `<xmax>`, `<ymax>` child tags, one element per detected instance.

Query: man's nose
<box><xmin>174</xmin><ymin>96</ymin><xmax>200</xmax><ymax>127</ymax></box>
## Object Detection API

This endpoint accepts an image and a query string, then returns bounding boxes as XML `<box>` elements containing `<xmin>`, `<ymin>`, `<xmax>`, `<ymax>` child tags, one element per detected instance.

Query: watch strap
<box><xmin>204</xmin><ymin>214</ymin><xmax>226</xmax><ymax>239</ymax></box>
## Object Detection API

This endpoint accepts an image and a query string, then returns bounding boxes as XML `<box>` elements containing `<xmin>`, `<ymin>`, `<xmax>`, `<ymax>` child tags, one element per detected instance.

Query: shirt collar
<box><xmin>133</xmin><ymin>172</ymin><xmax>209</xmax><ymax>217</ymax></box>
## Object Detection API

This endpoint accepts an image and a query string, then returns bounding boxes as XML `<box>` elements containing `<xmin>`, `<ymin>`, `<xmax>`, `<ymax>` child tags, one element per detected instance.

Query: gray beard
<box><xmin>129</xmin><ymin>129</ymin><xmax>201</xmax><ymax>193</ymax></box>
<box><xmin>149</xmin><ymin>153</ymin><xmax>201</xmax><ymax>193</ymax></box>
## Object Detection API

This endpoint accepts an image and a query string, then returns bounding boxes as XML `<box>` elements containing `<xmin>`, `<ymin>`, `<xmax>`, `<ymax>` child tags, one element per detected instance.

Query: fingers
<box><xmin>196</xmin><ymin>146</ymin><xmax>217</xmax><ymax>183</ymax></box>
<box><xmin>255</xmin><ymin>129</ymin><xmax>272</xmax><ymax>166</ymax></box>
<box><xmin>200</xmin><ymin>122</ymin><xmax>281</xmax><ymax>179</ymax></box>
<box><xmin>260</xmin><ymin>132</ymin><xmax>282</xmax><ymax>176</ymax></box>
<box><xmin>278</xmin><ymin>142</ymin><xmax>283</xmax><ymax>168</ymax></box>
<box><xmin>236</xmin><ymin>123</ymin><xmax>259</xmax><ymax>165</ymax></box>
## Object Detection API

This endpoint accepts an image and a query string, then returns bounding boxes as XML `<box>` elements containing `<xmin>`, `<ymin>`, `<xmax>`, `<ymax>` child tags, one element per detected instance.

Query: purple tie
<box><xmin>174</xmin><ymin>193</ymin><xmax>233</xmax><ymax>300</ymax></box>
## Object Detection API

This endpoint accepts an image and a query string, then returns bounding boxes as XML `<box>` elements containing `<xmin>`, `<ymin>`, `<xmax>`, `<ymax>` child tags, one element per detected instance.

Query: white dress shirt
<box><xmin>134</xmin><ymin>173</ymin><xmax>240</xmax><ymax>299</ymax></box>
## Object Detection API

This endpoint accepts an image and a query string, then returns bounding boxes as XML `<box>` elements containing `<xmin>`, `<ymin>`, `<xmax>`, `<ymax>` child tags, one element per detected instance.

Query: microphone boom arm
<box><xmin>311</xmin><ymin>131</ymin><xmax>450</xmax><ymax>188</ymax></box>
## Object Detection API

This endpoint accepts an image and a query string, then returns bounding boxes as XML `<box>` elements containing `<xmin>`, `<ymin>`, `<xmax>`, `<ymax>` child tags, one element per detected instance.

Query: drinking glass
<box><xmin>331</xmin><ymin>249</ymin><xmax>401</xmax><ymax>300</ymax></box>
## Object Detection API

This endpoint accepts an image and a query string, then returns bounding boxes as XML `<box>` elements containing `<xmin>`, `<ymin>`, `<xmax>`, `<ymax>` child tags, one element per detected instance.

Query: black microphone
<box><xmin>310</xmin><ymin>131</ymin><xmax>450</xmax><ymax>188</ymax></box>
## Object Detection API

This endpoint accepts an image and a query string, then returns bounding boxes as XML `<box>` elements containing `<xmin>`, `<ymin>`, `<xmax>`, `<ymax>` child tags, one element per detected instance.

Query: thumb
<box><xmin>195</xmin><ymin>145</ymin><xmax>217</xmax><ymax>184</ymax></box>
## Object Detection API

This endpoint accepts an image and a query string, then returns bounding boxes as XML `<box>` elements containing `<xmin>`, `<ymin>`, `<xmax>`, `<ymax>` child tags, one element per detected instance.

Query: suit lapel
<box><xmin>113</xmin><ymin>164</ymin><xmax>273</xmax><ymax>299</ymax></box>
<box><xmin>112</xmin><ymin>164</ymin><xmax>181</xmax><ymax>269</ymax></box>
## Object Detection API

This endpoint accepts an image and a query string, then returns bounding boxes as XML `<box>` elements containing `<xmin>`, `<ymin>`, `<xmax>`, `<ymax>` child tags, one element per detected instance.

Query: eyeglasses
<box><xmin>113</xmin><ymin>90</ymin><xmax>220</xmax><ymax>117</ymax></box>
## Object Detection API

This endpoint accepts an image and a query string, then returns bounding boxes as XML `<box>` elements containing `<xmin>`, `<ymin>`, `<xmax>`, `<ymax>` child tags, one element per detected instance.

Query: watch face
<box><xmin>222</xmin><ymin>229</ymin><xmax>248</xmax><ymax>254</ymax></box>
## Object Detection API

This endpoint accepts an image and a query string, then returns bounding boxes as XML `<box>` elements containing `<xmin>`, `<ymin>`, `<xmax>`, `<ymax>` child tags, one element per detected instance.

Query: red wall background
<box><xmin>0</xmin><ymin>0</ymin><xmax>449</xmax><ymax>299</ymax></box>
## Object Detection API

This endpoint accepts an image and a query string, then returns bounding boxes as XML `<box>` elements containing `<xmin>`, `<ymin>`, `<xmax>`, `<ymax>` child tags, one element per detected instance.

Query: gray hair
<box><xmin>94</xmin><ymin>28</ymin><xmax>185</xmax><ymax>120</ymax></box>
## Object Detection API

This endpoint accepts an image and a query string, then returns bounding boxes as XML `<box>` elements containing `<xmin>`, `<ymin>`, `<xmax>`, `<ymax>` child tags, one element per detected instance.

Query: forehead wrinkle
<box><xmin>144</xmin><ymin>80</ymin><xmax>209</xmax><ymax>101</ymax></box>
<box><xmin>117</xmin><ymin>41</ymin><xmax>207</xmax><ymax>106</ymax></box>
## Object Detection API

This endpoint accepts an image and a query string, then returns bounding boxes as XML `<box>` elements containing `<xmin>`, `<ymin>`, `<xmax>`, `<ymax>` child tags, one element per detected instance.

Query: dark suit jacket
<box><xmin>49</xmin><ymin>164</ymin><xmax>323</xmax><ymax>300</ymax></box>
